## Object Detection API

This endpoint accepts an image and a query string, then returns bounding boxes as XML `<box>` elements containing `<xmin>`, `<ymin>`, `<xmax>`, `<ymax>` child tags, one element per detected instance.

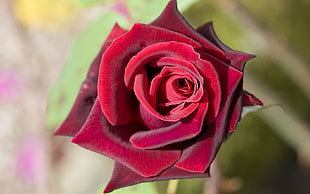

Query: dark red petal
<box><xmin>99</xmin><ymin>23</ymin><xmax>129</xmax><ymax>50</ymax></box>
<box><xmin>219</xmin><ymin>90</ymin><xmax>263</xmax><ymax>135</ymax></box>
<box><xmin>130</xmin><ymin>95</ymin><xmax>208</xmax><ymax>149</ymax></box>
<box><xmin>174</xmin><ymin>66</ymin><xmax>243</xmax><ymax>173</ymax></box>
<box><xmin>155</xmin><ymin>71</ymin><xmax>195</xmax><ymax>102</ymax></box>
<box><xmin>150</xmin><ymin>0</ymin><xmax>225</xmax><ymax>60</ymax></box>
<box><xmin>150</xmin><ymin>57</ymin><xmax>204</xmax><ymax>105</ymax></box>
<box><xmin>154</xmin><ymin>57</ymin><xmax>204</xmax><ymax>80</ymax></box>
<box><xmin>138</xmin><ymin>103</ymin><xmax>177</xmax><ymax>130</ymax></box>
<box><xmin>196</xmin><ymin>22</ymin><xmax>255</xmax><ymax>71</ymax></box>
<box><xmin>124</xmin><ymin>41</ymin><xmax>221</xmax><ymax>123</ymax></box>
<box><xmin>242</xmin><ymin>90</ymin><xmax>264</xmax><ymax>106</ymax></box>
<box><xmin>98</xmin><ymin>23</ymin><xmax>202</xmax><ymax>126</ymax></box>
<box><xmin>54</xmin><ymin>24</ymin><xmax>127</xmax><ymax>136</ymax></box>
<box><xmin>104</xmin><ymin>162</ymin><xmax>210</xmax><ymax>193</ymax></box>
<box><xmin>227</xmin><ymin>84</ymin><xmax>243</xmax><ymax>133</ymax></box>
<box><xmin>53</xmin><ymin>77</ymin><xmax>97</xmax><ymax>137</ymax></box>
<box><xmin>193</xmin><ymin>59</ymin><xmax>221</xmax><ymax>123</ymax></box>
<box><xmin>123</xmin><ymin>26</ymin><xmax>202</xmax><ymax>90</ymax></box>
<box><xmin>198</xmin><ymin>52</ymin><xmax>254</xmax><ymax>134</ymax></box>
<box><xmin>133</xmin><ymin>69</ymin><xmax>200</xmax><ymax>122</ymax></box>
<box><xmin>71</xmin><ymin>99</ymin><xmax>181</xmax><ymax>177</ymax></box>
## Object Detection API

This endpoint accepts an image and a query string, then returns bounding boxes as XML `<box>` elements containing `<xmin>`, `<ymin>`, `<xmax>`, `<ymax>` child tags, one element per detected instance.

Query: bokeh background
<box><xmin>0</xmin><ymin>0</ymin><xmax>309</xmax><ymax>194</ymax></box>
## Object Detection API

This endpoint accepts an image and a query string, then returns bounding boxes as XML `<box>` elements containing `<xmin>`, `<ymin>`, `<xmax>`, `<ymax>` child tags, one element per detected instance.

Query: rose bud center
<box><xmin>153</xmin><ymin>65</ymin><xmax>201</xmax><ymax>116</ymax></box>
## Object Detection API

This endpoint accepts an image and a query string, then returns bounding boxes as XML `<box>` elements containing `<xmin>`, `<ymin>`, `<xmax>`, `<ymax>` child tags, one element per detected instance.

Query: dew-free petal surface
<box><xmin>196</xmin><ymin>22</ymin><xmax>255</xmax><ymax>71</ymax></box>
<box><xmin>72</xmin><ymin>99</ymin><xmax>181</xmax><ymax>177</ymax></box>
<box><xmin>124</xmin><ymin>41</ymin><xmax>221</xmax><ymax>123</ymax></box>
<box><xmin>174</xmin><ymin>66</ymin><xmax>243</xmax><ymax>172</ymax></box>
<box><xmin>104</xmin><ymin>162</ymin><xmax>210</xmax><ymax>193</ymax></box>
<box><xmin>130</xmin><ymin>94</ymin><xmax>208</xmax><ymax>149</ymax></box>
<box><xmin>243</xmin><ymin>90</ymin><xmax>264</xmax><ymax>106</ymax></box>
<box><xmin>133</xmin><ymin>69</ymin><xmax>200</xmax><ymax>122</ymax></box>
<box><xmin>99</xmin><ymin>23</ymin><xmax>202</xmax><ymax>126</ymax></box>
<box><xmin>227</xmin><ymin>87</ymin><xmax>243</xmax><ymax>133</ymax></box>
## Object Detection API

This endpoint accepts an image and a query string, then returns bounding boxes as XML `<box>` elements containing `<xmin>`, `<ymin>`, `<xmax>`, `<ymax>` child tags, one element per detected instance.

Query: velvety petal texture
<box><xmin>54</xmin><ymin>0</ymin><xmax>263</xmax><ymax>193</ymax></box>
<box><xmin>104</xmin><ymin>162</ymin><xmax>210</xmax><ymax>193</ymax></box>
<box><xmin>174</xmin><ymin>67</ymin><xmax>243</xmax><ymax>172</ymax></box>
<box><xmin>98</xmin><ymin>23</ymin><xmax>202</xmax><ymax>126</ymax></box>
<box><xmin>196</xmin><ymin>22</ymin><xmax>255</xmax><ymax>71</ymax></box>
<box><xmin>72</xmin><ymin>99</ymin><xmax>182</xmax><ymax>177</ymax></box>
<box><xmin>54</xmin><ymin>24</ymin><xmax>127</xmax><ymax>137</ymax></box>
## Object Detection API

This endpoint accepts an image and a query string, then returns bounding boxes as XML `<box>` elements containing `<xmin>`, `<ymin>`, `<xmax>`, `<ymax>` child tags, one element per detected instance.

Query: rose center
<box><xmin>173</xmin><ymin>78</ymin><xmax>194</xmax><ymax>96</ymax></box>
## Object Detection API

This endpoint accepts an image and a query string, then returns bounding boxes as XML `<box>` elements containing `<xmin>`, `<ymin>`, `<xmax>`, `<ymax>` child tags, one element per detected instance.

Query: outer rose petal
<box><xmin>71</xmin><ymin>99</ymin><xmax>181</xmax><ymax>177</ymax></box>
<box><xmin>227</xmin><ymin>86</ymin><xmax>243</xmax><ymax>133</ymax></box>
<box><xmin>174</xmin><ymin>65</ymin><xmax>243</xmax><ymax>172</ymax></box>
<box><xmin>150</xmin><ymin>0</ymin><xmax>225</xmax><ymax>60</ymax></box>
<box><xmin>104</xmin><ymin>162</ymin><xmax>210</xmax><ymax>193</ymax></box>
<box><xmin>98</xmin><ymin>23</ymin><xmax>202</xmax><ymax>126</ymax></box>
<box><xmin>243</xmin><ymin>90</ymin><xmax>264</xmax><ymax>106</ymax></box>
<box><xmin>54</xmin><ymin>24</ymin><xmax>127</xmax><ymax>136</ymax></box>
<box><xmin>196</xmin><ymin>22</ymin><xmax>255</xmax><ymax>71</ymax></box>
<box><xmin>226</xmin><ymin>88</ymin><xmax>263</xmax><ymax>134</ymax></box>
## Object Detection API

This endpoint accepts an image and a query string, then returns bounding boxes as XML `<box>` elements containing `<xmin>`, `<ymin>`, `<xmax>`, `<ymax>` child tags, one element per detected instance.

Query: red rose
<box><xmin>55</xmin><ymin>0</ymin><xmax>263</xmax><ymax>193</ymax></box>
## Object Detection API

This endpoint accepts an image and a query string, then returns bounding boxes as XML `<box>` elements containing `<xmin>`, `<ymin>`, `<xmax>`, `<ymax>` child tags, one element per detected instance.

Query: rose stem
<box><xmin>166</xmin><ymin>179</ymin><xmax>179</xmax><ymax>194</ymax></box>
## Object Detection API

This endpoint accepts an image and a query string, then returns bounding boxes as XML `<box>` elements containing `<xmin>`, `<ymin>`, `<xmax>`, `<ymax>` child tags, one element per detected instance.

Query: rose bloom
<box><xmin>55</xmin><ymin>0</ymin><xmax>263</xmax><ymax>193</ymax></box>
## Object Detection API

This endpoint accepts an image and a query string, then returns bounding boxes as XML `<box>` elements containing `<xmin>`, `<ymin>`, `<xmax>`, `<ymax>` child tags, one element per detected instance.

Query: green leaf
<box><xmin>46</xmin><ymin>11</ymin><xmax>128</xmax><ymax>128</ymax></box>
<box><xmin>99</xmin><ymin>182</ymin><xmax>158</xmax><ymax>194</ymax></box>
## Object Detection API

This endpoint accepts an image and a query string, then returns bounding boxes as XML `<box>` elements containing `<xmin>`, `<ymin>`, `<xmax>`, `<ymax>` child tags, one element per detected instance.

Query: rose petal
<box><xmin>54</xmin><ymin>24</ymin><xmax>127</xmax><ymax>136</ymax></box>
<box><xmin>123</xmin><ymin>29</ymin><xmax>202</xmax><ymax>90</ymax></box>
<box><xmin>71</xmin><ymin>99</ymin><xmax>181</xmax><ymax>177</ymax></box>
<box><xmin>130</xmin><ymin>94</ymin><xmax>208</xmax><ymax>149</ymax></box>
<box><xmin>138</xmin><ymin>103</ymin><xmax>176</xmax><ymax>130</ymax></box>
<box><xmin>98</xmin><ymin>23</ymin><xmax>202</xmax><ymax>126</ymax></box>
<box><xmin>124</xmin><ymin>41</ymin><xmax>221</xmax><ymax>122</ymax></box>
<box><xmin>150</xmin><ymin>0</ymin><xmax>225</xmax><ymax>60</ymax></box>
<box><xmin>133</xmin><ymin>69</ymin><xmax>200</xmax><ymax>122</ymax></box>
<box><xmin>174</xmin><ymin>66</ymin><xmax>243</xmax><ymax>173</ymax></box>
<box><xmin>53</xmin><ymin>78</ymin><xmax>97</xmax><ymax>137</ymax></box>
<box><xmin>227</xmin><ymin>85</ymin><xmax>243</xmax><ymax>133</ymax></box>
<box><xmin>151</xmin><ymin>66</ymin><xmax>202</xmax><ymax>110</ymax></box>
<box><xmin>196</xmin><ymin>22</ymin><xmax>255</xmax><ymax>71</ymax></box>
<box><xmin>104</xmin><ymin>162</ymin><xmax>210</xmax><ymax>193</ymax></box>
<box><xmin>242</xmin><ymin>90</ymin><xmax>264</xmax><ymax>106</ymax></box>
<box><xmin>150</xmin><ymin>57</ymin><xmax>204</xmax><ymax>105</ymax></box>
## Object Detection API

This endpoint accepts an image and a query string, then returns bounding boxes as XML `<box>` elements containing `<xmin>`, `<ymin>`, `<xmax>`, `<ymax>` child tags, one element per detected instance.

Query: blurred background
<box><xmin>0</xmin><ymin>0</ymin><xmax>309</xmax><ymax>193</ymax></box>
